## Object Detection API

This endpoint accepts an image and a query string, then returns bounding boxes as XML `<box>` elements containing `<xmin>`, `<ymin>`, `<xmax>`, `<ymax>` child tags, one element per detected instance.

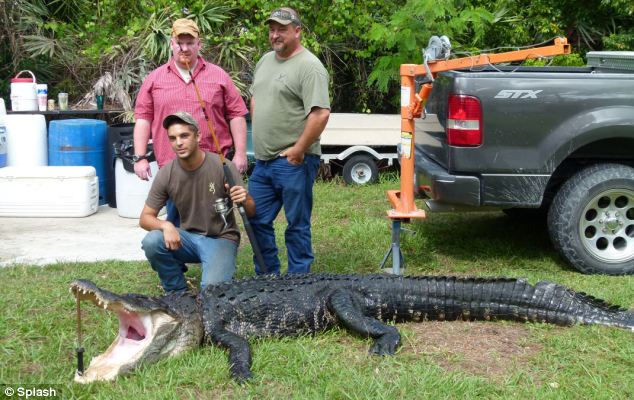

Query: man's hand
<box><xmin>226</xmin><ymin>184</ymin><xmax>247</xmax><ymax>204</ymax></box>
<box><xmin>231</xmin><ymin>152</ymin><xmax>249</xmax><ymax>174</ymax></box>
<box><xmin>280</xmin><ymin>146</ymin><xmax>304</xmax><ymax>165</ymax></box>
<box><xmin>162</xmin><ymin>224</ymin><xmax>181</xmax><ymax>250</ymax></box>
<box><xmin>134</xmin><ymin>159</ymin><xmax>152</xmax><ymax>181</ymax></box>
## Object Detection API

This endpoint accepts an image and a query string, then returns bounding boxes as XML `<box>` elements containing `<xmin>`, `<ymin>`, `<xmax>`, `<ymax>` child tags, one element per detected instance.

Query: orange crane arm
<box><xmin>389</xmin><ymin>37</ymin><xmax>570</xmax><ymax>218</ymax></box>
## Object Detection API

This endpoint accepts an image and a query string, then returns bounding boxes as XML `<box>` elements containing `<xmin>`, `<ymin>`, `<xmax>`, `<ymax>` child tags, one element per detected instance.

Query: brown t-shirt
<box><xmin>145</xmin><ymin>152</ymin><xmax>244</xmax><ymax>243</ymax></box>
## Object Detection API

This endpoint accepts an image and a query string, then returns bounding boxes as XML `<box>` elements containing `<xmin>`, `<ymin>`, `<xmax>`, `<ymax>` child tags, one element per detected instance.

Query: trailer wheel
<box><xmin>548</xmin><ymin>163</ymin><xmax>634</xmax><ymax>275</ymax></box>
<box><xmin>343</xmin><ymin>154</ymin><xmax>378</xmax><ymax>185</ymax></box>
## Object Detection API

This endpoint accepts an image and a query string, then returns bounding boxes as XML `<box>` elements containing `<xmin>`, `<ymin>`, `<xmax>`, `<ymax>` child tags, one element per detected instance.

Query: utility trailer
<box><xmin>247</xmin><ymin>113</ymin><xmax>400</xmax><ymax>184</ymax></box>
<box><xmin>319</xmin><ymin>113</ymin><xmax>399</xmax><ymax>184</ymax></box>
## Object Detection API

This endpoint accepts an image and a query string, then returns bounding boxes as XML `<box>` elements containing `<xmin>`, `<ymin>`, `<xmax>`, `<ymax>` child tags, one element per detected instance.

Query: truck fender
<box><xmin>543</xmin><ymin>106</ymin><xmax>634</xmax><ymax>171</ymax></box>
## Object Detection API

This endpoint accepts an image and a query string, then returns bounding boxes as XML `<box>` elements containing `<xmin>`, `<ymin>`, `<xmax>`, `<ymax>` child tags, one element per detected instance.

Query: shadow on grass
<box><xmin>402</xmin><ymin>211</ymin><xmax>576</xmax><ymax>274</ymax></box>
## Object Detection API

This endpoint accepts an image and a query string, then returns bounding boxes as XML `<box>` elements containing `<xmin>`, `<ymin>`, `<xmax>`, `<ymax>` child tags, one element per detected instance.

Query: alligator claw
<box><xmin>231</xmin><ymin>368</ymin><xmax>253</xmax><ymax>384</ymax></box>
<box><xmin>369</xmin><ymin>333</ymin><xmax>401</xmax><ymax>355</ymax></box>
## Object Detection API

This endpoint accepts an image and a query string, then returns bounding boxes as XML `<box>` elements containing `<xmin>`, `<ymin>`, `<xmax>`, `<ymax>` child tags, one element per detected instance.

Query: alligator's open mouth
<box><xmin>70</xmin><ymin>280</ymin><xmax>178</xmax><ymax>384</ymax></box>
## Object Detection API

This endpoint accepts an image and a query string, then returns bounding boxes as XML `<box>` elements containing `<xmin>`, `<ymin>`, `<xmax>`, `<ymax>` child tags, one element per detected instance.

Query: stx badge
<box><xmin>494</xmin><ymin>89</ymin><xmax>543</xmax><ymax>99</ymax></box>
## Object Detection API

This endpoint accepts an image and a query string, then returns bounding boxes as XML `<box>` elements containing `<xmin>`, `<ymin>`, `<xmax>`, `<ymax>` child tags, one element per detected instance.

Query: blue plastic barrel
<box><xmin>48</xmin><ymin>119</ymin><xmax>108</xmax><ymax>205</ymax></box>
<box><xmin>0</xmin><ymin>125</ymin><xmax>6</xmax><ymax>168</ymax></box>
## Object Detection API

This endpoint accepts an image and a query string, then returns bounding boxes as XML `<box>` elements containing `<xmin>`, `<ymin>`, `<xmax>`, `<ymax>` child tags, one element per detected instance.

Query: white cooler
<box><xmin>0</xmin><ymin>166</ymin><xmax>98</xmax><ymax>217</ymax></box>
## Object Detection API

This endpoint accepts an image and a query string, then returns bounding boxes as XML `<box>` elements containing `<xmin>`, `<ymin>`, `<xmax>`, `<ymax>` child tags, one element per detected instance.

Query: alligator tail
<box><xmin>391</xmin><ymin>276</ymin><xmax>634</xmax><ymax>331</ymax></box>
<box><xmin>485</xmin><ymin>279</ymin><xmax>634</xmax><ymax>330</ymax></box>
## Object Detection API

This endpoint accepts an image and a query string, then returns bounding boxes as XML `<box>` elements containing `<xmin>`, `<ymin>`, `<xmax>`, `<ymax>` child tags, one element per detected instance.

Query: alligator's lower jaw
<box><xmin>75</xmin><ymin>311</ymin><xmax>176</xmax><ymax>384</ymax></box>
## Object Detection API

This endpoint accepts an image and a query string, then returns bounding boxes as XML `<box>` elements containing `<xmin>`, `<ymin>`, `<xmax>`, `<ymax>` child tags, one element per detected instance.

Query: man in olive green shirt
<box><xmin>249</xmin><ymin>7</ymin><xmax>330</xmax><ymax>274</ymax></box>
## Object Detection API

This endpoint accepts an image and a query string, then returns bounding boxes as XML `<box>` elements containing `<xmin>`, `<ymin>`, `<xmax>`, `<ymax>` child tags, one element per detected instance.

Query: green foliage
<box><xmin>524</xmin><ymin>53</ymin><xmax>585</xmax><ymax>67</ymax></box>
<box><xmin>1</xmin><ymin>0</ymin><xmax>634</xmax><ymax>111</ymax></box>
<box><xmin>0</xmin><ymin>0</ymin><xmax>249</xmax><ymax>109</ymax></box>
<box><xmin>603</xmin><ymin>31</ymin><xmax>634</xmax><ymax>50</ymax></box>
<box><xmin>366</xmin><ymin>0</ymin><xmax>496</xmax><ymax>107</ymax></box>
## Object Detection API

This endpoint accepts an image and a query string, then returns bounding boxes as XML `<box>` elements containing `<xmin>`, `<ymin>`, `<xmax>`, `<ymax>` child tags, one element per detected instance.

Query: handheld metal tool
<box><xmin>75</xmin><ymin>296</ymin><xmax>84</xmax><ymax>375</ymax></box>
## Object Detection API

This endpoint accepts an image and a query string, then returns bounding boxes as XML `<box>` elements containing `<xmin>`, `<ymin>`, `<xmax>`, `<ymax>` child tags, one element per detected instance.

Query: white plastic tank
<box><xmin>0</xmin><ymin>99</ymin><xmax>6</xmax><ymax>168</ymax></box>
<box><xmin>10</xmin><ymin>70</ymin><xmax>38</xmax><ymax>111</ymax></box>
<box><xmin>5</xmin><ymin>114</ymin><xmax>47</xmax><ymax>166</ymax></box>
<box><xmin>115</xmin><ymin>159</ymin><xmax>165</xmax><ymax>218</ymax></box>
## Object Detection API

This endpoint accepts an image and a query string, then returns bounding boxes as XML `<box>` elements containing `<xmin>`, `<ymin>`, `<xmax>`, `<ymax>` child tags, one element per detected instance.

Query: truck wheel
<box><xmin>343</xmin><ymin>154</ymin><xmax>378</xmax><ymax>185</ymax></box>
<box><xmin>548</xmin><ymin>163</ymin><xmax>634</xmax><ymax>275</ymax></box>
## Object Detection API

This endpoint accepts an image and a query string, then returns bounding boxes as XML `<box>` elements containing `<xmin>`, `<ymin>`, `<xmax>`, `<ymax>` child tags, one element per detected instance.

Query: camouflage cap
<box><xmin>162</xmin><ymin>111</ymin><xmax>199</xmax><ymax>130</ymax></box>
<box><xmin>265</xmin><ymin>8</ymin><xmax>301</xmax><ymax>26</ymax></box>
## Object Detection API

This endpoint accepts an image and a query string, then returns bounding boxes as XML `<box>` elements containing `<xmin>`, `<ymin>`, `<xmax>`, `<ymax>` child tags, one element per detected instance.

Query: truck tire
<box><xmin>343</xmin><ymin>154</ymin><xmax>378</xmax><ymax>185</ymax></box>
<box><xmin>548</xmin><ymin>163</ymin><xmax>634</xmax><ymax>275</ymax></box>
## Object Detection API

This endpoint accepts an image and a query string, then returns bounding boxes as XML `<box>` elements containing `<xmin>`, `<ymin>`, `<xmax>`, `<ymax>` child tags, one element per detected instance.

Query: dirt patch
<box><xmin>22</xmin><ymin>363</ymin><xmax>43</xmax><ymax>375</ymax></box>
<box><xmin>400</xmin><ymin>321</ymin><xmax>545</xmax><ymax>382</ymax></box>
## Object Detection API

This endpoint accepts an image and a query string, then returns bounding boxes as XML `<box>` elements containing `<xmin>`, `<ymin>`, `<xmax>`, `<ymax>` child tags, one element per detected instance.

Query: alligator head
<box><xmin>70</xmin><ymin>280</ymin><xmax>203</xmax><ymax>383</ymax></box>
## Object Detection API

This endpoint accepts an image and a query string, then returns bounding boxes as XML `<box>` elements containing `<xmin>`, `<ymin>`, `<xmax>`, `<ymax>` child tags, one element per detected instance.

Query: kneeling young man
<box><xmin>140</xmin><ymin>112</ymin><xmax>255</xmax><ymax>293</ymax></box>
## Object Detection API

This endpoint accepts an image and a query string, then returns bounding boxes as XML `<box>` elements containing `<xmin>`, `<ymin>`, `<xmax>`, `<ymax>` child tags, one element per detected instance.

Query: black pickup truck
<box><xmin>415</xmin><ymin>52</ymin><xmax>634</xmax><ymax>275</ymax></box>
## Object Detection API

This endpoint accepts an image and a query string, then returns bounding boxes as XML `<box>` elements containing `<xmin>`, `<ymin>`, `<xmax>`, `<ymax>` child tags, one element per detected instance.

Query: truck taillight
<box><xmin>447</xmin><ymin>95</ymin><xmax>482</xmax><ymax>147</ymax></box>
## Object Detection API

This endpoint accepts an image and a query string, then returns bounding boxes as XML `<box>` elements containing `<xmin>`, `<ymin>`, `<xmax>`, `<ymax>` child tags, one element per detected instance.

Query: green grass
<box><xmin>1</xmin><ymin>175</ymin><xmax>633</xmax><ymax>399</ymax></box>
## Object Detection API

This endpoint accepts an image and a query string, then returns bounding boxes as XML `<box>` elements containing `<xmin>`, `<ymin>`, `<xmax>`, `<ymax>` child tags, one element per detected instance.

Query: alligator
<box><xmin>70</xmin><ymin>273</ymin><xmax>634</xmax><ymax>383</ymax></box>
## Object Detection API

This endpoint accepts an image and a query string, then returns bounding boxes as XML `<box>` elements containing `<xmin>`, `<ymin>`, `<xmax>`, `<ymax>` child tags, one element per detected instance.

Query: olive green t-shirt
<box><xmin>250</xmin><ymin>49</ymin><xmax>330</xmax><ymax>160</ymax></box>
<box><xmin>145</xmin><ymin>152</ymin><xmax>244</xmax><ymax>243</ymax></box>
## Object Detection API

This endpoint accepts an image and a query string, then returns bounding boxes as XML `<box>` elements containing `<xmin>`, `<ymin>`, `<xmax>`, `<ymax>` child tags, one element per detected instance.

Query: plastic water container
<box><xmin>10</xmin><ymin>70</ymin><xmax>38</xmax><ymax>111</ymax></box>
<box><xmin>115</xmin><ymin>158</ymin><xmax>164</xmax><ymax>218</ymax></box>
<box><xmin>5</xmin><ymin>114</ymin><xmax>48</xmax><ymax>166</ymax></box>
<box><xmin>48</xmin><ymin>119</ymin><xmax>108</xmax><ymax>205</ymax></box>
<box><xmin>0</xmin><ymin>99</ymin><xmax>6</xmax><ymax>168</ymax></box>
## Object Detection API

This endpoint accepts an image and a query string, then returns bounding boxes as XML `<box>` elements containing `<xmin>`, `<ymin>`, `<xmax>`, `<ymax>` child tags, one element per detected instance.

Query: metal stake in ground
<box><xmin>179</xmin><ymin>47</ymin><xmax>268</xmax><ymax>273</ymax></box>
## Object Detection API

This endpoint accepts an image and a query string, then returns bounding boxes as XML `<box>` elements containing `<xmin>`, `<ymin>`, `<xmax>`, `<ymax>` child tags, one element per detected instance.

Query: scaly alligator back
<box><xmin>202</xmin><ymin>273</ymin><xmax>633</xmax><ymax>381</ymax></box>
<box><xmin>202</xmin><ymin>273</ymin><xmax>634</xmax><ymax>338</ymax></box>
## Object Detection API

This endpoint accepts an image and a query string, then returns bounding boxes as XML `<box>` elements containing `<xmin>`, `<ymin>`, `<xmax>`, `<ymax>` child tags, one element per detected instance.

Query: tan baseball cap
<box><xmin>163</xmin><ymin>111</ymin><xmax>199</xmax><ymax>130</ymax></box>
<box><xmin>172</xmin><ymin>18</ymin><xmax>199</xmax><ymax>38</ymax></box>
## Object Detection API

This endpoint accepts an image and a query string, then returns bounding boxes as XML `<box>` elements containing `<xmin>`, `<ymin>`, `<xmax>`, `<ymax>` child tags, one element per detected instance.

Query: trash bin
<box><xmin>112</xmin><ymin>138</ymin><xmax>161</xmax><ymax>218</ymax></box>
<box><xmin>107</xmin><ymin>123</ymin><xmax>134</xmax><ymax>207</ymax></box>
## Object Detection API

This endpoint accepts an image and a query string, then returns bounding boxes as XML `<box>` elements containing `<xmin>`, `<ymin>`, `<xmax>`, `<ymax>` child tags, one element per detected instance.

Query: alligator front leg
<box><xmin>209</xmin><ymin>329</ymin><xmax>253</xmax><ymax>382</ymax></box>
<box><xmin>328</xmin><ymin>288</ymin><xmax>401</xmax><ymax>355</ymax></box>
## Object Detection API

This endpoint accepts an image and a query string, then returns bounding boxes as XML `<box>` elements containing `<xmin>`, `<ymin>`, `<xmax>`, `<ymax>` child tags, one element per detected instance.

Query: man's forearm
<box><xmin>139</xmin><ymin>205</ymin><xmax>172</xmax><ymax>232</ymax></box>
<box><xmin>229</xmin><ymin>116</ymin><xmax>247</xmax><ymax>155</ymax></box>
<box><xmin>294</xmin><ymin>107</ymin><xmax>330</xmax><ymax>153</ymax></box>
<box><xmin>133</xmin><ymin>118</ymin><xmax>152</xmax><ymax>156</ymax></box>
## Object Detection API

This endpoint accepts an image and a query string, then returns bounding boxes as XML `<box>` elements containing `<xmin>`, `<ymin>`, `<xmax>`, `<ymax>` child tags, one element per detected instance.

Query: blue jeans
<box><xmin>249</xmin><ymin>155</ymin><xmax>320</xmax><ymax>275</ymax></box>
<box><xmin>142</xmin><ymin>229</ymin><xmax>237</xmax><ymax>291</ymax></box>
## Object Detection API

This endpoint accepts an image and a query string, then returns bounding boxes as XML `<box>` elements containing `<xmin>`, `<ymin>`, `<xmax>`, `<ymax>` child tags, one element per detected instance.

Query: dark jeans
<box><xmin>249</xmin><ymin>155</ymin><xmax>320</xmax><ymax>274</ymax></box>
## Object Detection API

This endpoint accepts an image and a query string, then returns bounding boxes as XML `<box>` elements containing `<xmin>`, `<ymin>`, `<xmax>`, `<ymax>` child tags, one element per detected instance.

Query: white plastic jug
<box><xmin>10</xmin><ymin>70</ymin><xmax>38</xmax><ymax>111</ymax></box>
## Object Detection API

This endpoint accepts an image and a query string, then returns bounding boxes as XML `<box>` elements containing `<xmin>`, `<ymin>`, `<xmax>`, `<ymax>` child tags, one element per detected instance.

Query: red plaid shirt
<box><xmin>134</xmin><ymin>57</ymin><xmax>248</xmax><ymax>167</ymax></box>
